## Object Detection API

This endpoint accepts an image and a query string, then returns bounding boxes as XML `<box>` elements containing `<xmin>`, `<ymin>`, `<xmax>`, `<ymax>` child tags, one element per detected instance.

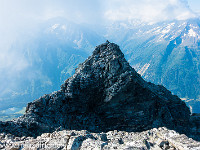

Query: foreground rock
<box><xmin>0</xmin><ymin>127</ymin><xmax>200</xmax><ymax>150</ymax></box>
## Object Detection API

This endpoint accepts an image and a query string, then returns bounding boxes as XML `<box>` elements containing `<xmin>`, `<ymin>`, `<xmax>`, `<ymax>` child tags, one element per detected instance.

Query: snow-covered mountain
<box><xmin>105</xmin><ymin>18</ymin><xmax>200</xmax><ymax>112</ymax></box>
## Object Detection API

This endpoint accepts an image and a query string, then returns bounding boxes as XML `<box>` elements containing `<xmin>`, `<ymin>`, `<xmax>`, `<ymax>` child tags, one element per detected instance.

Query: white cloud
<box><xmin>104</xmin><ymin>0</ymin><xmax>196</xmax><ymax>23</ymax></box>
<box><xmin>0</xmin><ymin>0</ymin><xmax>196</xmax><ymax>28</ymax></box>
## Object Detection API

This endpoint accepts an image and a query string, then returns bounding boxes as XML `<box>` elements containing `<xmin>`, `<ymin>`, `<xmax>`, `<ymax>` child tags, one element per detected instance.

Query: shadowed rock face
<box><xmin>0</xmin><ymin>42</ymin><xmax>191</xmax><ymax>137</ymax></box>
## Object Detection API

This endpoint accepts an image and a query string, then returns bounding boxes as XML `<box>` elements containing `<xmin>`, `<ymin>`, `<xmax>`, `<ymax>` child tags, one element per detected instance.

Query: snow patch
<box><xmin>138</xmin><ymin>63</ymin><xmax>150</xmax><ymax>76</ymax></box>
<box><xmin>161</xmin><ymin>23</ymin><xmax>174</xmax><ymax>34</ymax></box>
<box><xmin>188</xmin><ymin>29</ymin><xmax>197</xmax><ymax>37</ymax></box>
<box><xmin>155</xmin><ymin>28</ymin><xmax>161</xmax><ymax>33</ymax></box>
<box><xmin>178</xmin><ymin>22</ymin><xmax>187</xmax><ymax>28</ymax></box>
<box><xmin>162</xmin><ymin>28</ymin><xmax>170</xmax><ymax>34</ymax></box>
<box><xmin>189</xmin><ymin>24</ymin><xmax>198</xmax><ymax>29</ymax></box>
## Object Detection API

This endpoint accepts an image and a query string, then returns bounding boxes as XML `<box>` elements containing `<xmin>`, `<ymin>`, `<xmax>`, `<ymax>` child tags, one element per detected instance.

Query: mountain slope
<box><xmin>105</xmin><ymin>18</ymin><xmax>200</xmax><ymax>112</ymax></box>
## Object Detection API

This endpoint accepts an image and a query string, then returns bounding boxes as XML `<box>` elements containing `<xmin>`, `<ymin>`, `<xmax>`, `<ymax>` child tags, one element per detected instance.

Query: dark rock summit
<box><xmin>0</xmin><ymin>42</ymin><xmax>198</xmax><ymax>139</ymax></box>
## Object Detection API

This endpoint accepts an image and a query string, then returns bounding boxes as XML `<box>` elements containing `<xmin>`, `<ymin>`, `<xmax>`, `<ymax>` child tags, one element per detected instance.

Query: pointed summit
<box><xmin>0</xmin><ymin>42</ymin><xmax>191</xmax><ymax>137</ymax></box>
<box><xmin>60</xmin><ymin>41</ymin><xmax>141</xmax><ymax>103</ymax></box>
<box><xmin>93</xmin><ymin>40</ymin><xmax>123</xmax><ymax>56</ymax></box>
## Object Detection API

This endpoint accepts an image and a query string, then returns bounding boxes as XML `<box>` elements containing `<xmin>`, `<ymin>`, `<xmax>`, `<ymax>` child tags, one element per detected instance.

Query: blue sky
<box><xmin>188</xmin><ymin>0</ymin><xmax>200</xmax><ymax>13</ymax></box>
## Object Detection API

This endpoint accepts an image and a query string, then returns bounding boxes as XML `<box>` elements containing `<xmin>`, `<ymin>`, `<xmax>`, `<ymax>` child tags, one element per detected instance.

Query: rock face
<box><xmin>0</xmin><ymin>42</ymin><xmax>194</xmax><ymax>138</ymax></box>
<box><xmin>1</xmin><ymin>127</ymin><xmax>200</xmax><ymax>150</ymax></box>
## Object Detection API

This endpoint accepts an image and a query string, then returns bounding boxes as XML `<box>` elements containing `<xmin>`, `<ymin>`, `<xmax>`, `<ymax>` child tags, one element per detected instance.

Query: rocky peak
<box><xmin>0</xmin><ymin>42</ymin><xmax>195</xmax><ymax>139</ymax></box>
<box><xmin>59</xmin><ymin>41</ymin><xmax>140</xmax><ymax>104</ymax></box>
<box><xmin>75</xmin><ymin>41</ymin><xmax>132</xmax><ymax>77</ymax></box>
<box><xmin>92</xmin><ymin>40</ymin><xmax>121</xmax><ymax>56</ymax></box>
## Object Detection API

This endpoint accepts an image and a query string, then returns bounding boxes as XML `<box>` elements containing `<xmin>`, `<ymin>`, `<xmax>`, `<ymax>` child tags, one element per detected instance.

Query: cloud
<box><xmin>104</xmin><ymin>0</ymin><xmax>196</xmax><ymax>23</ymax></box>
<box><xmin>0</xmin><ymin>0</ymin><xmax>196</xmax><ymax>31</ymax></box>
<box><xmin>0</xmin><ymin>0</ymin><xmax>104</xmax><ymax>27</ymax></box>
<box><xmin>0</xmin><ymin>50</ymin><xmax>29</xmax><ymax>72</ymax></box>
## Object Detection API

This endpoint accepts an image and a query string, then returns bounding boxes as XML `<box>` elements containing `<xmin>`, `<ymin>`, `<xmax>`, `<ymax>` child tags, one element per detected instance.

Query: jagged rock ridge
<box><xmin>1</xmin><ymin>127</ymin><xmax>200</xmax><ymax>150</ymax></box>
<box><xmin>0</xmin><ymin>42</ymin><xmax>194</xmax><ymax>138</ymax></box>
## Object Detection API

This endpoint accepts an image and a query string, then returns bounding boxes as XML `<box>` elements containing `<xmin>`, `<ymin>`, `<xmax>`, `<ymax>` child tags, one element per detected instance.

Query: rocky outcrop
<box><xmin>1</xmin><ymin>127</ymin><xmax>200</xmax><ymax>150</ymax></box>
<box><xmin>0</xmin><ymin>41</ymin><xmax>197</xmax><ymax>140</ymax></box>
